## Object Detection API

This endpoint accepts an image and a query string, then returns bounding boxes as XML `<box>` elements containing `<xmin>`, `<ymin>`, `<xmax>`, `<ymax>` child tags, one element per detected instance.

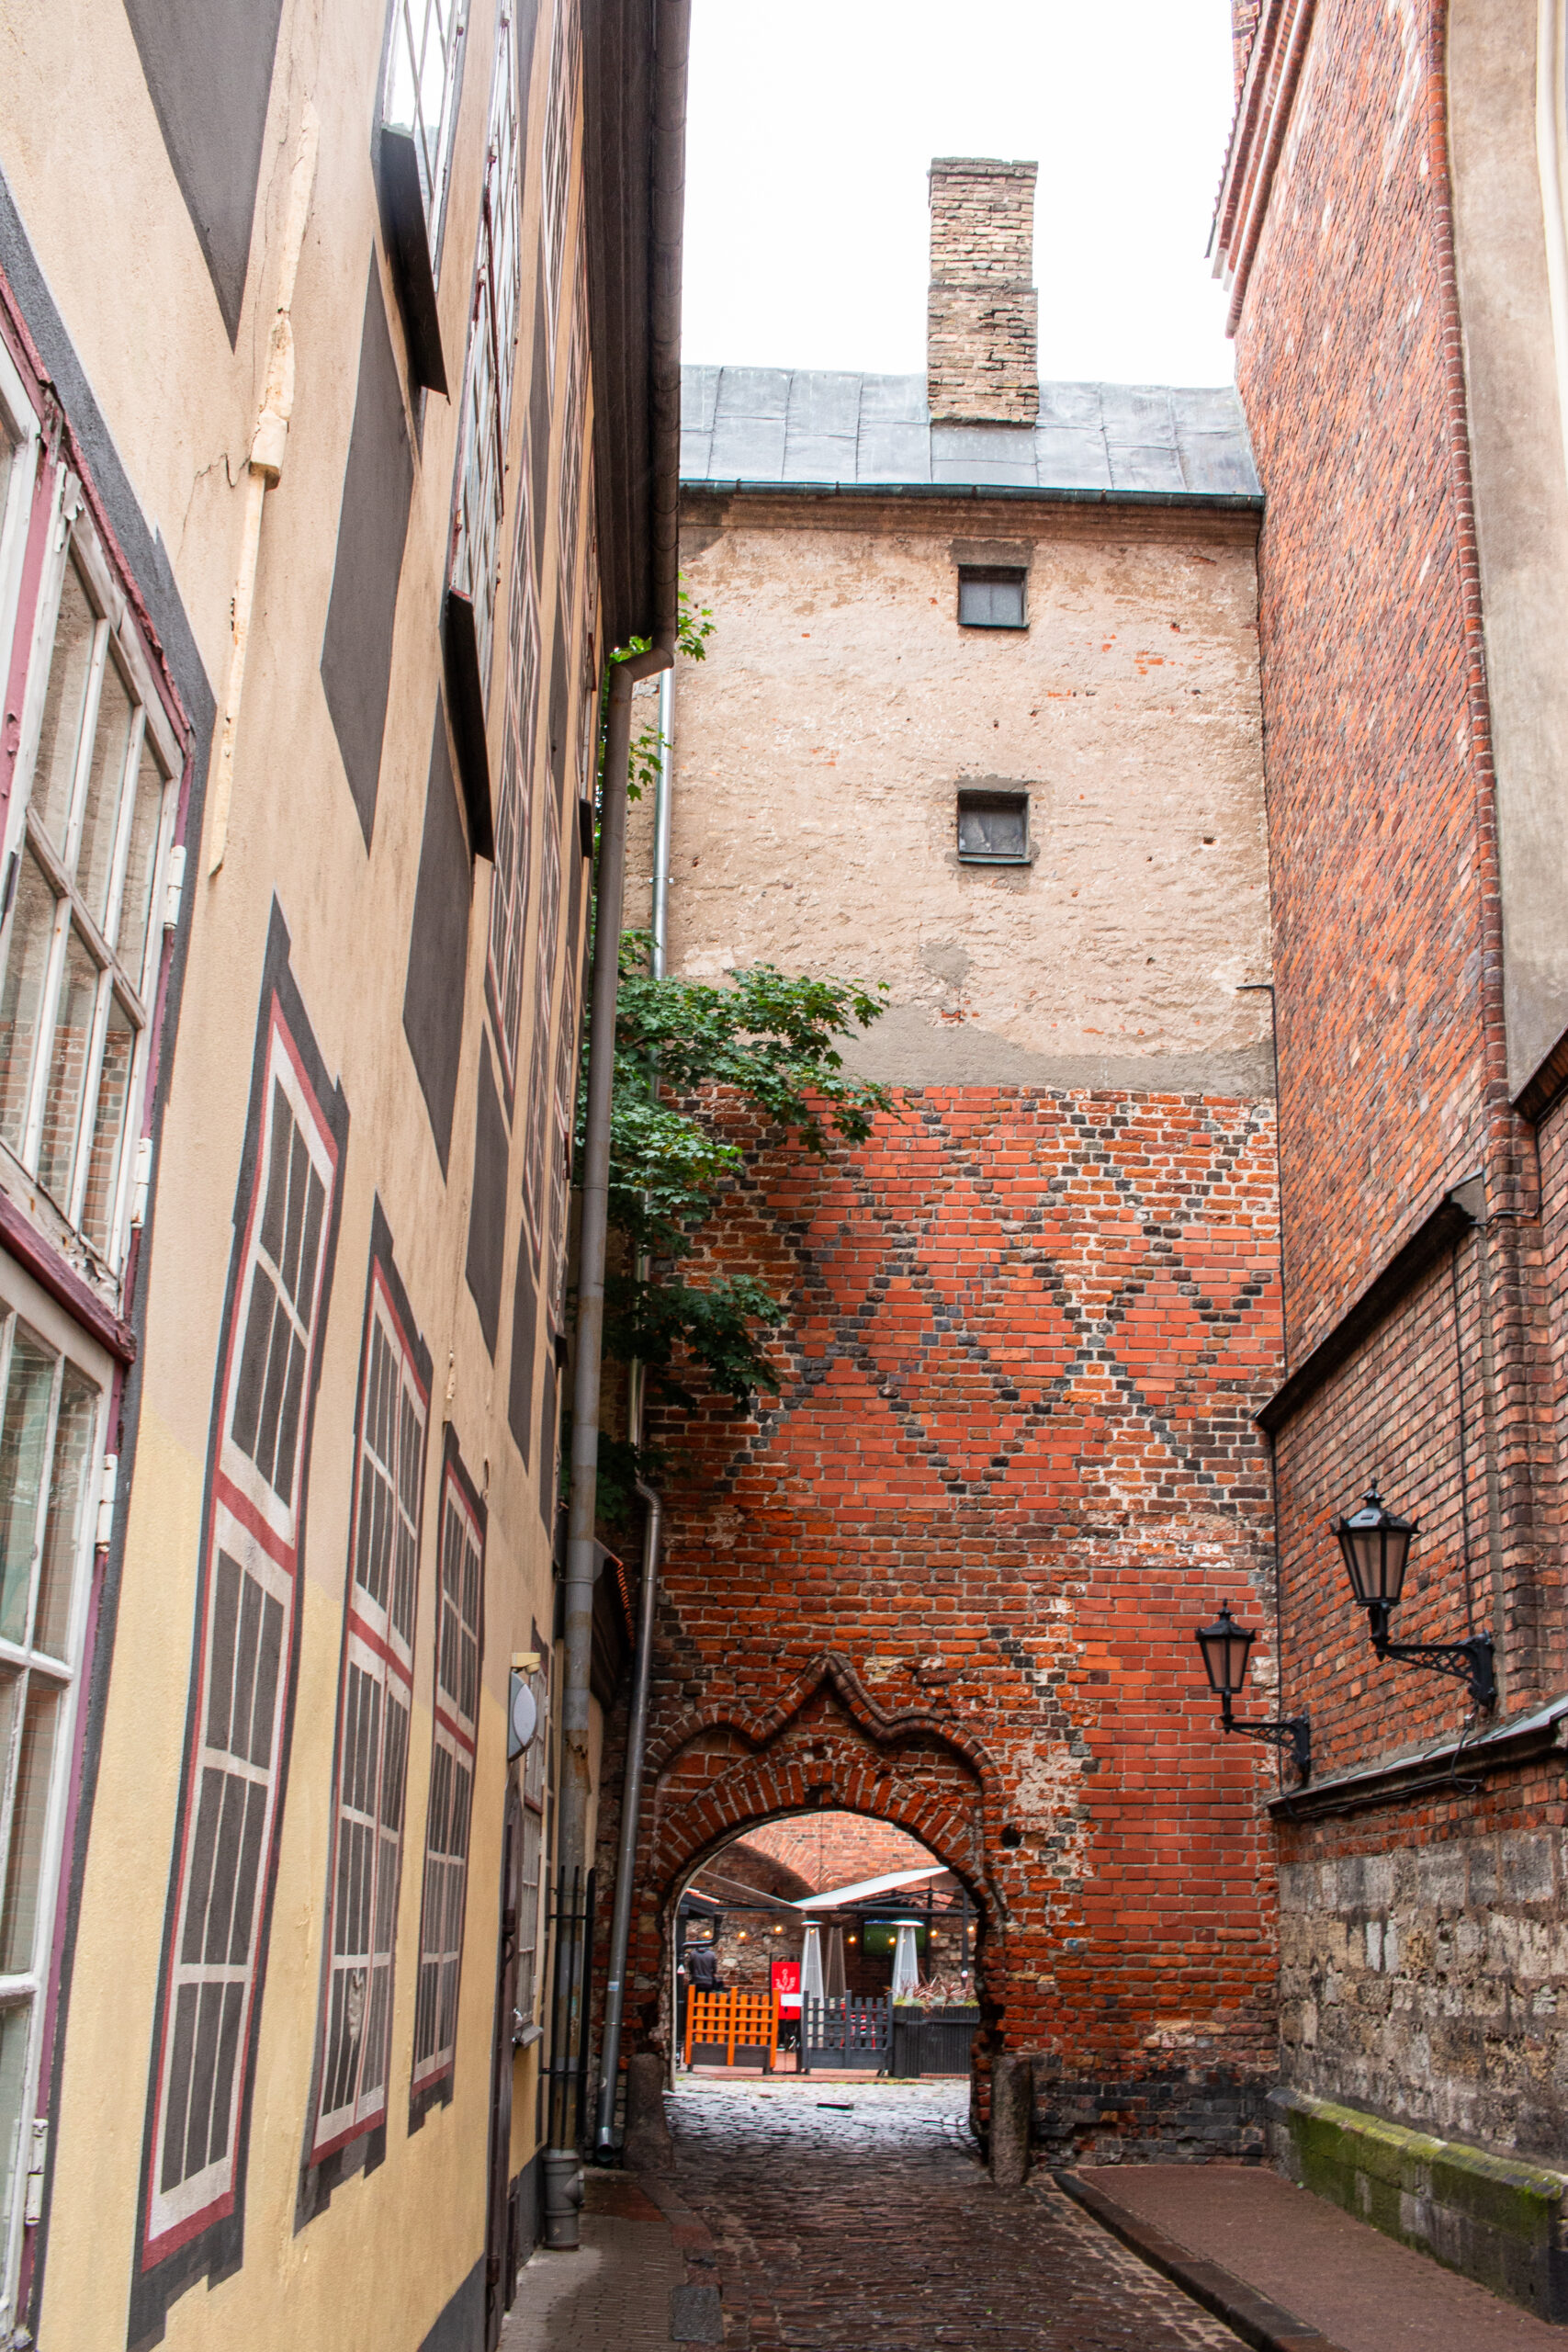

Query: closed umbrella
<box><xmin>825</xmin><ymin>1922</ymin><xmax>847</xmax><ymax>1999</ymax></box>
<box><xmin>800</xmin><ymin>1918</ymin><xmax>824</xmax><ymax>2004</ymax></box>
<box><xmin>891</xmin><ymin>1918</ymin><xmax>921</xmax><ymax>2005</ymax></box>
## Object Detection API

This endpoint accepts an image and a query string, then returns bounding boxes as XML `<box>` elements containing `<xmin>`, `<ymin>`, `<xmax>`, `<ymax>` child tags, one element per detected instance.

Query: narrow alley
<box><xmin>504</xmin><ymin>2081</ymin><xmax>1568</xmax><ymax>2352</ymax></box>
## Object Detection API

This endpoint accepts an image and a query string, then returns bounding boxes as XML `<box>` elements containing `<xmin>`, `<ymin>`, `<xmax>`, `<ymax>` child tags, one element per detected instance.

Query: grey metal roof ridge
<box><xmin>680</xmin><ymin>477</ymin><xmax>1264</xmax><ymax>511</ymax></box>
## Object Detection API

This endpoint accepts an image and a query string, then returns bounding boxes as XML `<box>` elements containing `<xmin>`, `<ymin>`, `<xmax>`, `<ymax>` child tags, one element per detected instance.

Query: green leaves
<box><xmin>601</xmin><ymin>944</ymin><xmax>895</xmax><ymax>1419</ymax></box>
<box><xmin>615</xmin><ymin>941</ymin><xmax>892</xmax><ymax>1156</ymax></box>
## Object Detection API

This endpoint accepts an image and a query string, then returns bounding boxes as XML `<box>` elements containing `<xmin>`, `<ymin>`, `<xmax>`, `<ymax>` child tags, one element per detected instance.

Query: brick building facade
<box><xmin>592</xmin><ymin>164</ymin><xmax>1291</xmax><ymax>2162</ymax></box>
<box><xmin>1215</xmin><ymin>0</ymin><xmax>1568</xmax><ymax>2308</ymax></box>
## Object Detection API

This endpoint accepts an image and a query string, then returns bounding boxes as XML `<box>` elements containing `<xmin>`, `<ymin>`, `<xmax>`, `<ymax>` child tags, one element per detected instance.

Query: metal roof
<box><xmin>681</xmin><ymin>367</ymin><xmax>1259</xmax><ymax>501</ymax></box>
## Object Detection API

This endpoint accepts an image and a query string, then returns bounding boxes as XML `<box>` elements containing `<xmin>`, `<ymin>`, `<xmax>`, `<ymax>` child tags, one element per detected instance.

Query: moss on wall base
<box><xmin>1269</xmin><ymin>2086</ymin><xmax>1568</xmax><ymax>2321</ymax></box>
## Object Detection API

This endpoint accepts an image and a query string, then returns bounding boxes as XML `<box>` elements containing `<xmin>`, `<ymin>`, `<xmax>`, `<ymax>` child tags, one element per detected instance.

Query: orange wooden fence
<box><xmin>683</xmin><ymin>1985</ymin><xmax>779</xmax><ymax>2069</ymax></box>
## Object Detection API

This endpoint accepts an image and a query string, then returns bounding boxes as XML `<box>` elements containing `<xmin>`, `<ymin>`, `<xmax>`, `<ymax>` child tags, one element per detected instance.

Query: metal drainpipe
<box><xmin>592</xmin><ymin>668</ymin><xmax>675</xmax><ymax>2157</ymax></box>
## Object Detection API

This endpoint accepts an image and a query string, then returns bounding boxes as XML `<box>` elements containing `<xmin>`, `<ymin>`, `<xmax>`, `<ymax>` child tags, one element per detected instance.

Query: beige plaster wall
<box><xmin>1</xmin><ymin>0</ymin><xmax>597</xmax><ymax>2339</ymax></box>
<box><xmin>641</xmin><ymin>493</ymin><xmax>1271</xmax><ymax>1095</ymax></box>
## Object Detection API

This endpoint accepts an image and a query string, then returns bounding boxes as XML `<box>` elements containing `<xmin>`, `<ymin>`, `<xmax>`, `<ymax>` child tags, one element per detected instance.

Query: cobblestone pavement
<box><xmin>667</xmin><ymin>2079</ymin><xmax>1248</xmax><ymax>2350</ymax></box>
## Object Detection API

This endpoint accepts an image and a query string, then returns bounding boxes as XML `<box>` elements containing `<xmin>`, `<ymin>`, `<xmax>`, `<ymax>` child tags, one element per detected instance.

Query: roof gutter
<box><xmin>682</xmin><ymin>478</ymin><xmax>1263</xmax><ymax>514</ymax></box>
<box><xmin>552</xmin><ymin>0</ymin><xmax>686</xmax><ymax>2211</ymax></box>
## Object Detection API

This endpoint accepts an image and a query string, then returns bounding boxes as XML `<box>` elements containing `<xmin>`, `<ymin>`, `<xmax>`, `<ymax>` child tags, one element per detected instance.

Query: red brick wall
<box><xmin>1216</xmin><ymin>0</ymin><xmax>1568</xmax><ymax>2151</ymax></box>
<box><xmin>604</xmin><ymin>1083</ymin><xmax>1284</xmax><ymax>2154</ymax></box>
<box><xmin>1232</xmin><ymin>1</ymin><xmax>1262</xmax><ymax>95</ymax></box>
<box><xmin>742</xmin><ymin>1811</ymin><xmax>937</xmax><ymax>1893</ymax></box>
<box><xmin>1233</xmin><ymin>0</ymin><xmax>1490</xmax><ymax>1359</ymax></box>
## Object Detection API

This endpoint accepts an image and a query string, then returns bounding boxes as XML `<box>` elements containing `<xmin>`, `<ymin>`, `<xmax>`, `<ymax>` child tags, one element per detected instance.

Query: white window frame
<box><xmin>0</xmin><ymin>336</ymin><xmax>41</xmax><ymax>711</ymax></box>
<box><xmin>515</xmin><ymin>1660</ymin><xmax>547</xmax><ymax>2029</ymax></box>
<box><xmin>0</xmin><ymin>469</ymin><xmax>179</xmax><ymax>1280</ymax></box>
<box><xmin>0</xmin><ymin>1254</ymin><xmax>110</xmax><ymax>2341</ymax></box>
<box><xmin>411</xmin><ymin>1465</ymin><xmax>482</xmax><ymax>2095</ymax></box>
<box><xmin>146</xmin><ymin>1021</ymin><xmax>339</xmax><ymax>2253</ymax></box>
<box><xmin>555</xmin><ymin>260</ymin><xmax>587</xmax><ymax>640</ymax></box>
<box><xmin>547</xmin><ymin>967</ymin><xmax>576</xmax><ymax>1325</ymax></box>
<box><xmin>540</xmin><ymin>0</ymin><xmax>581</xmax><ymax>378</ymax></box>
<box><xmin>486</xmin><ymin>540</ymin><xmax>539</xmax><ymax>1092</ymax></box>
<box><xmin>520</xmin><ymin>813</ymin><xmax>561</xmax><ymax>1257</ymax></box>
<box><xmin>383</xmin><ymin>0</ymin><xmax>469</xmax><ymax>272</ymax></box>
<box><xmin>310</xmin><ymin>1267</ymin><xmax>428</xmax><ymax>2159</ymax></box>
<box><xmin>450</xmin><ymin>1</ymin><xmax>525</xmax><ymax>702</ymax></box>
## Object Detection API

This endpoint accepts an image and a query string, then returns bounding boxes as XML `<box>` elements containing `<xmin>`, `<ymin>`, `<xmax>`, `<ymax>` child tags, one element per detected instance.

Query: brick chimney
<box><xmin>926</xmin><ymin>158</ymin><xmax>1039</xmax><ymax>424</ymax></box>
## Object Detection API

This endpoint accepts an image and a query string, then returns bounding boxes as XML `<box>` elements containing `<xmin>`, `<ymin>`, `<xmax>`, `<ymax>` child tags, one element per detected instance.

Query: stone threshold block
<box><xmin>1269</xmin><ymin>2086</ymin><xmax>1568</xmax><ymax>2322</ymax></box>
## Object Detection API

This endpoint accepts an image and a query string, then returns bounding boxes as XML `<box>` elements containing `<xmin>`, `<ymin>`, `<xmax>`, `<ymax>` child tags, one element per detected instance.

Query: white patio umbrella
<box><xmin>800</xmin><ymin>1917</ymin><xmax>825</xmax><ymax>2005</ymax></box>
<box><xmin>890</xmin><ymin>1918</ymin><xmax>921</xmax><ymax>2004</ymax></box>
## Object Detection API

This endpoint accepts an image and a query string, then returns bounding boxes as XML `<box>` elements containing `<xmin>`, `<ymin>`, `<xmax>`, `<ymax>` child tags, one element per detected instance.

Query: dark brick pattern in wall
<box><xmin>598</xmin><ymin>1084</ymin><xmax>1284</xmax><ymax>2154</ymax></box>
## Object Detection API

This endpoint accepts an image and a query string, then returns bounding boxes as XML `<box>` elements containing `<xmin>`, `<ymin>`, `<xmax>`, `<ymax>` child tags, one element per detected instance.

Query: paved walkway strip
<box><xmin>1073</xmin><ymin>2164</ymin><xmax>1566</xmax><ymax>2352</ymax></box>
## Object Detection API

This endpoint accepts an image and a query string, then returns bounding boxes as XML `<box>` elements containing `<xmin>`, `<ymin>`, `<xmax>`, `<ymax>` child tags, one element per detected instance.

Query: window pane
<box><xmin>35</xmin><ymin>1365</ymin><xmax>96</xmax><ymax>1661</ymax></box>
<box><xmin>117</xmin><ymin>736</ymin><xmax>165</xmax><ymax>978</ymax></box>
<box><xmin>958</xmin><ymin>571</ymin><xmax>1025</xmax><ymax>628</ymax></box>
<box><xmin>32</xmin><ymin>560</ymin><xmax>97</xmax><ymax>853</ymax></box>
<box><xmin>75</xmin><ymin>657</ymin><xmax>134</xmax><ymax>933</ymax></box>
<box><xmin>36</xmin><ymin>927</ymin><xmax>98</xmax><ymax>1213</ymax></box>
<box><xmin>0</xmin><ymin>1327</ymin><xmax>55</xmax><ymax>1645</ymax></box>
<box><xmin>80</xmin><ymin>993</ymin><xmax>134</xmax><ymax>1258</ymax></box>
<box><xmin>1</xmin><ymin>1681</ymin><xmax>58</xmax><ymax>1973</ymax></box>
<box><xmin>0</xmin><ymin>2001</ymin><xmax>30</xmax><ymax>2250</ymax></box>
<box><xmin>957</xmin><ymin>798</ymin><xmax>1028</xmax><ymax>860</ymax></box>
<box><xmin>0</xmin><ymin>855</ymin><xmax>58</xmax><ymax>1158</ymax></box>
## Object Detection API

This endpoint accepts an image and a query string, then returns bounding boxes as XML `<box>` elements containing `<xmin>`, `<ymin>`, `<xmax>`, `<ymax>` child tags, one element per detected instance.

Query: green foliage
<box><xmin>616</xmin><ymin>578</ymin><xmax>714</xmax><ymax>803</ymax></box>
<box><xmin>600</xmin><ymin>940</ymin><xmax>893</xmax><ymax>1423</ymax></box>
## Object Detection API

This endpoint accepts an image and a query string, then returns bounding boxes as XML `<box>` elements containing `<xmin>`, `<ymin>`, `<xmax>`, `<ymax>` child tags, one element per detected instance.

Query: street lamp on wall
<box><xmin>1332</xmin><ymin>1487</ymin><xmax>1495</xmax><ymax>1710</ymax></box>
<box><xmin>1194</xmin><ymin>1602</ymin><xmax>1312</xmax><ymax>1781</ymax></box>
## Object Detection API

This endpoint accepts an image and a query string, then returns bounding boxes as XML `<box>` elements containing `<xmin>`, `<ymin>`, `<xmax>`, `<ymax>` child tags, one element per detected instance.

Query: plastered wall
<box><xmin>0</xmin><ymin>0</ymin><xmax>604</xmax><ymax>2340</ymax></box>
<box><xmin>637</xmin><ymin>493</ymin><xmax>1271</xmax><ymax>1095</ymax></box>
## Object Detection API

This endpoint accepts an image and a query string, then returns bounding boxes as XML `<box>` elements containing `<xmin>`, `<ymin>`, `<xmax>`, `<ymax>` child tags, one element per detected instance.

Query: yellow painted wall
<box><xmin>0</xmin><ymin>0</ymin><xmax>609</xmax><ymax>2339</ymax></box>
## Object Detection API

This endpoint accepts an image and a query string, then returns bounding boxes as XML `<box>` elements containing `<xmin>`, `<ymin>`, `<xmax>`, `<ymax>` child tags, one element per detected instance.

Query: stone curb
<box><xmin>1050</xmin><ymin>2170</ymin><xmax>1354</xmax><ymax>2352</ymax></box>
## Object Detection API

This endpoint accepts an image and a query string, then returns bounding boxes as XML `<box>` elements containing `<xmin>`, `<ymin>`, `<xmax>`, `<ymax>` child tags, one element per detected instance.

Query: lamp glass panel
<box><xmin>1196</xmin><ymin>1611</ymin><xmax>1253</xmax><ymax>1695</ymax></box>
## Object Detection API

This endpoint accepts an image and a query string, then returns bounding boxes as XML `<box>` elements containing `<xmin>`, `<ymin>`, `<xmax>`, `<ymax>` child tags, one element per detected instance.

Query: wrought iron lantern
<box><xmin>1194</xmin><ymin>1601</ymin><xmax>1311</xmax><ymax>1781</ymax></box>
<box><xmin>1331</xmin><ymin>1486</ymin><xmax>1495</xmax><ymax>1710</ymax></box>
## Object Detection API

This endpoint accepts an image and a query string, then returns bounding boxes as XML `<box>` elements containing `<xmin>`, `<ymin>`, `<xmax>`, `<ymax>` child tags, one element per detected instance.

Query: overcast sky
<box><xmin>681</xmin><ymin>0</ymin><xmax>1237</xmax><ymax>389</ymax></box>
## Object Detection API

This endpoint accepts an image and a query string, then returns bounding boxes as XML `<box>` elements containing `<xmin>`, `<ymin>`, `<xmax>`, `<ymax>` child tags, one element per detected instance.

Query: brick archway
<box><xmin>621</xmin><ymin>1653</ymin><xmax>998</xmax><ymax>2057</ymax></box>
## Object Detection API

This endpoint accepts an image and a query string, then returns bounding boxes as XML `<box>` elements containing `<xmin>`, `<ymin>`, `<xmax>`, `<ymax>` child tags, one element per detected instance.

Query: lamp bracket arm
<box><xmin>1221</xmin><ymin>1708</ymin><xmax>1313</xmax><ymax>1783</ymax></box>
<box><xmin>1369</xmin><ymin>1621</ymin><xmax>1496</xmax><ymax>1710</ymax></box>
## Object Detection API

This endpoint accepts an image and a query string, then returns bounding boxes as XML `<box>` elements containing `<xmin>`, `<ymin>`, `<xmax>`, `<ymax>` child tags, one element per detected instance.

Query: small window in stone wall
<box><xmin>957</xmin><ymin>566</ymin><xmax>1026</xmax><ymax>628</ymax></box>
<box><xmin>956</xmin><ymin>788</ymin><xmax>1030</xmax><ymax>865</ymax></box>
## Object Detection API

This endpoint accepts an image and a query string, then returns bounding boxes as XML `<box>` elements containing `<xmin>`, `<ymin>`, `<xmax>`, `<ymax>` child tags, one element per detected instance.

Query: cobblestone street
<box><xmin>662</xmin><ymin>2081</ymin><xmax>1246</xmax><ymax>2350</ymax></box>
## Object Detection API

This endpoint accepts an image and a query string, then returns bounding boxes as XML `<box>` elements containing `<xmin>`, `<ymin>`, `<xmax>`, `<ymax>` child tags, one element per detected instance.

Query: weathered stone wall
<box><xmin>927</xmin><ymin>158</ymin><xmax>1039</xmax><ymax>424</ymax></box>
<box><xmin>1278</xmin><ymin>1768</ymin><xmax>1568</xmax><ymax>2161</ymax></box>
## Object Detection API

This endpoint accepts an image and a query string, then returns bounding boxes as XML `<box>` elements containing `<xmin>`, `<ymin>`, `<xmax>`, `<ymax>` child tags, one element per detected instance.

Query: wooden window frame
<box><xmin>308</xmin><ymin>1228</ymin><xmax>431</xmax><ymax>2167</ymax></box>
<box><xmin>0</xmin><ymin>1255</ymin><xmax>109</xmax><ymax>2338</ymax></box>
<box><xmin>0</xmin><ymin>361</ymin><xmax>181</xmax><ymax>1289</ymax></box>
<box><xmin>484</xmin><ymin>529</ymin><xmax>540</xmax><ymax>1100</ymax></box>
<box><xmin>141</xmin><ymin>973</ymin><xmax>344</xmax><ymax>2267</ymax></box>
<box><xmin>410</xmin><ymin>1441</ymin><xmax>485</xmax><ymax>2109</ymax></box>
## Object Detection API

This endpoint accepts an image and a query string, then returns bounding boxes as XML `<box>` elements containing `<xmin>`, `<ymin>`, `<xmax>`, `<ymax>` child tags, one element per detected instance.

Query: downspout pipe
<box><xmin>592</xmin><ymin>671</ymin><xmax>674</xmax><ymax>2155</ymax></box>
<box><xmin>547</xmin><ymin>0</ymin><xmax>688</xmax><ymax>2232</ymax></box>
<box><xmin>592</xmin><ymin>1475</ymin><xmax>661</xmax><ymax>2154</ymax></box>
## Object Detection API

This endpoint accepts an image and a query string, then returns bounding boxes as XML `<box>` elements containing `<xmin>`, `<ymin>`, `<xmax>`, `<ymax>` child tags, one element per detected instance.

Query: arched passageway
<box><xmin>610</xmin><ymin>1653</ymin><xmax>1002</xmax><ymax>2087</ymax></box>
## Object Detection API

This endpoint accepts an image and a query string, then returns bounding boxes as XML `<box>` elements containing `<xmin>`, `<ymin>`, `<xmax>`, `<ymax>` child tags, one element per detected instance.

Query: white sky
<box><xmin>681</xmin><ymin>0</ymin><xmax>1238</xmax><ymax>390</ymax></box>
